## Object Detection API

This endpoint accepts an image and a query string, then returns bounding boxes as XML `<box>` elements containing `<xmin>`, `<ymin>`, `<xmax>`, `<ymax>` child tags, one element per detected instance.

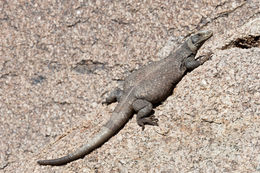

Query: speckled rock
<box><xmin>0</xmin><ymin>0</ymin><xmax>259</xmax><ymax>172</ymax></box>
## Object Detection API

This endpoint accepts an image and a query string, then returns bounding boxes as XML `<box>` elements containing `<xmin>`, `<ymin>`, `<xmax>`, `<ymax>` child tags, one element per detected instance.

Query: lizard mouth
<box><xmin>187</xmin><ymin>30</ymin><xmax>213</xmax><ymax>52</ymax></box>
<box><xmin>201</xmin><ymin>30</ymin><xmax>213</xmax><ymax>40</ymax></box>
<box><xmin>190</xmin><ymin>30</ymin><xmax>213</xmax><ymax>49</ymax></box>
<box><xmin>192</xmin><ymin>30</ymin><xmax>213</xmax><ymax>44</ymax></box>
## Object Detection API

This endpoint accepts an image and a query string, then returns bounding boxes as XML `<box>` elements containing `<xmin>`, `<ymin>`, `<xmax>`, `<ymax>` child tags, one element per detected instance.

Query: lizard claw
<box><xmin>137</xmin><ymin>115</ymin><xmax>159</xmax><ymax>130</ymax></box>
<box><xmin>197</xmin><ymin>51</ymin><xmax>213</xmax><ymax>64</ymax></box>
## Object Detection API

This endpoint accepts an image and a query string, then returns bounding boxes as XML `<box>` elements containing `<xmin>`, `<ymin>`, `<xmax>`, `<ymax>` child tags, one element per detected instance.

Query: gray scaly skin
<box><xmin>37</xmin><ymin>30</ymin><xmax>213</xmax><ymax>166</ymax></box>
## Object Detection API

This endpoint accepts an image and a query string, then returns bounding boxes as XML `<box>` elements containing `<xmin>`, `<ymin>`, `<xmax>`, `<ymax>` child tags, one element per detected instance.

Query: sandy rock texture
<box><xmin>0</xmin><ymin>0</ymin><xmax>259</xmax><ymax>172</ymax></box>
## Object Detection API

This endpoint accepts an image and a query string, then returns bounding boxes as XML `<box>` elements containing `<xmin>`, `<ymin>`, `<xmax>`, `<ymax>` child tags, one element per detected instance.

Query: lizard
<box><xmin>37</xmin><ymin>30</ymin><xmax>213</xmax><ymax>166</ymax></box>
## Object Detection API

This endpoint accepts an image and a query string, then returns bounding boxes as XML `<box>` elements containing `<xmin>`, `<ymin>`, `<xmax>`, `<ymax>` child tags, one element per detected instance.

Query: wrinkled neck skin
<box><xmin>186</xmin><ymin>38</ymin><xmax>199</xmax><ymax>54</ymax></box>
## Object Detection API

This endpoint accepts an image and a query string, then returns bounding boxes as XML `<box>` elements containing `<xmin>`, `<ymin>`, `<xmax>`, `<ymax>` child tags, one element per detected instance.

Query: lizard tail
<box><xmin>37</xmin><ymin>126</ymin><xmax>114</xmax><ymax>166</ymax></box>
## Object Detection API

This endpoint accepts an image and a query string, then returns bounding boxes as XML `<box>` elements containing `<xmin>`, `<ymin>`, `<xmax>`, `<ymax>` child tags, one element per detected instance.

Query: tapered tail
<box><xmin>37</xmin><ymin>126</ymin><xmax>114</xmax><ymax>166</ymax></box>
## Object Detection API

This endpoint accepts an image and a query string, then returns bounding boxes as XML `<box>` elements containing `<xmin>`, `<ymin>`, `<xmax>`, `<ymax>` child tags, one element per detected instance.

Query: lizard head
<box><xmin>187</xmin><ymin>30</ymin><xmax>213</xmax><ymax>53</ymax></box>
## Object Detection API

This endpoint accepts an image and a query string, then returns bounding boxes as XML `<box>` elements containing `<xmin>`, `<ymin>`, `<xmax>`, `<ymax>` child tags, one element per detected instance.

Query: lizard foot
<box><xmin>197</xmin><ymin>51</ymin><xmax>213</xmax><ymax>64</ymax></box>
<box><xmin>137</xmin><ymin>115</ymin><xmax>159</xmax><ymax>130</ymax></box>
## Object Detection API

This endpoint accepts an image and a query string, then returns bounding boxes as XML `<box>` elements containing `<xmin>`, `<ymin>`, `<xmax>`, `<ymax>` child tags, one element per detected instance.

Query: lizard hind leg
<box><xmin>133</xmin><ymin>99</ymin><xmax>158</xmax><ymax>130</ymax></box>
<box><xmin>102</xmin><ymin>88</ymin><xmax>123</xmax><ymax>105</ymax></box>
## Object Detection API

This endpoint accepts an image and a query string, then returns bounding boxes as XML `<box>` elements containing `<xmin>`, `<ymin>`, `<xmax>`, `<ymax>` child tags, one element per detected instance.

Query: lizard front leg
<box><xmin>133</xmin><ymin>99</ymin><xmax>158</xmax><ymax>130</ymax></box>
<box><xmin>184</xmin><ymin>52</ymin><xmax>212</xmax><ymax>70</ymax></box>
<box><xmin>184</xmin><ymin>55</ymin><xmax>201</xmax><ymax>70</ymax></box>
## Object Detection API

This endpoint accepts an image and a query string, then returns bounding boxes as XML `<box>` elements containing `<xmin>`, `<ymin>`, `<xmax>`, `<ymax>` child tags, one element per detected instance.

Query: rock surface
<box><xmin>0</xmin><ymin>0</ymin><xmax>259</xmax><ymax>172</ymax></box>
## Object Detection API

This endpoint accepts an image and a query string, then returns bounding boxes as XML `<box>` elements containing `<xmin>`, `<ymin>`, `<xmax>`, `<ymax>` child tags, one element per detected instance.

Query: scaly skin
<box><xmin>37</xmin><ymin>30</ymin><xmax>213</xmax><ymax>166</ymax></box>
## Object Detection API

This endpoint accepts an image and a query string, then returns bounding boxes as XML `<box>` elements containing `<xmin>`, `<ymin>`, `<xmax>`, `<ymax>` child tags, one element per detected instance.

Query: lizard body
<box><xmin>37</xmin><ymin>30</ymin><xmax>213</xmax><ymax>166</ymax></box>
